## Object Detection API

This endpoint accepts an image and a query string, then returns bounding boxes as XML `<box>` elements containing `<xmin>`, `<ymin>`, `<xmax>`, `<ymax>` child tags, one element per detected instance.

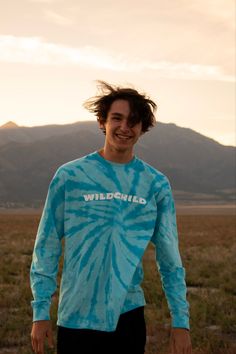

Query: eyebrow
<box><xmin>110</xmin><ymin>112</ymin><xmax>123</xmax><ymax>116</ymax></box>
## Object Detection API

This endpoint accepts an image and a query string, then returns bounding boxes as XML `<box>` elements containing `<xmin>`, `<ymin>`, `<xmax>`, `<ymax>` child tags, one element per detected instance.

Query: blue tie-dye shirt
<box><xmin>30</xmin><ymin>151</ymin><xmax>189</xmax><ymax>331</ymax></box>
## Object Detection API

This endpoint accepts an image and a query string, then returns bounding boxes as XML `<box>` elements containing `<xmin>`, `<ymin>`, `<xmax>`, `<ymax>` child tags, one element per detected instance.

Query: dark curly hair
<box><xmin>83</xmin><ymin>81</ymin><xmax>157</xmax><ymax>133</ymax></box>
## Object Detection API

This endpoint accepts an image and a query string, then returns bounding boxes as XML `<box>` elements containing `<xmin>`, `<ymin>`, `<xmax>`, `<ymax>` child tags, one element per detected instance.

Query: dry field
<box><xmin>0</xmin><ymin>210</ymin><xmax>235</xmax><ymax>354</ymax></box>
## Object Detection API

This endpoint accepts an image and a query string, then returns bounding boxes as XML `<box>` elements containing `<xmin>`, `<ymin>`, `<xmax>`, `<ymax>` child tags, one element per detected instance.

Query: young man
<box><xmin>30</xmin><ymin>81</ymin><xmax>192</xmax><ymax>354</ymax></box>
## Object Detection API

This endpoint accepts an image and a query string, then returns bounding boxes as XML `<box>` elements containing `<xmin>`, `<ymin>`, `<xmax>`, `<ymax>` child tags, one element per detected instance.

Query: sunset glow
<box><xmin>0</xmin><ymin>0</ymin><xmax>235</xmax><ymax>145</ymax></box>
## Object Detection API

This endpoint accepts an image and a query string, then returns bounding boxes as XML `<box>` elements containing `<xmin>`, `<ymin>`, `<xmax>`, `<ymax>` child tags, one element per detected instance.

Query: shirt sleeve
<box><xmin>151</xmin><ymin>178</ymin><xmax>190</xmax><ymax>329</ymax></box>
<box><xmin>30</xmin><ymin>168</ymin><xmax>65</xmax><ymax>322</ymax></box>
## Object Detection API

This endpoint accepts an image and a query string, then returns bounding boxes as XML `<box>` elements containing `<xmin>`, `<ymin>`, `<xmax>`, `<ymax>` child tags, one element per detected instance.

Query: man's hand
<box><xmin>169</xmin><ymin>328</ymin><xmax>192</xmax><ymax>354</ymax></box>
<box><xmin>31</xmin><ymin>320</ymin><xmax>54</xmax><ymax>354</ymax></box>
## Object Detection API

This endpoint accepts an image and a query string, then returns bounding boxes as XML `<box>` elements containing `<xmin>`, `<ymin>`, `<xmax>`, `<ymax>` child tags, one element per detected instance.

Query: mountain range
<box><xmin>0</xmin><ymin>120</ymin><xmax>235</xmax><ymax>207</ymax></box>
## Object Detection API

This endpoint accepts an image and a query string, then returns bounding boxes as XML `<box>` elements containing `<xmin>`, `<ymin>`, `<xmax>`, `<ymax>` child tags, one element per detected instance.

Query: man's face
<box><xmin>100</xmin><ymin>99</ymin><xmax>143</xmax><ymax>154</ymax></box>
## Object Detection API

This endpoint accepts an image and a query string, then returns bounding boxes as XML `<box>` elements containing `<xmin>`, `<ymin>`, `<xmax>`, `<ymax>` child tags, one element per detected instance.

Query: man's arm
<box><xmin>151</xmin><ymin>178</ymin><xmax>192</xmax><ymax>353</ymax></box>
<box><xmin>30</xmin><ymin>168</ymin><xmax>65</xmax><ymax>353</ymax></box>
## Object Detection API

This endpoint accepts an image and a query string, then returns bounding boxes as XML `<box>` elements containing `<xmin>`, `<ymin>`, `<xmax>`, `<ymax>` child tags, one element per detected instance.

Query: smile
<box><xmin>115</xmin><ymin>134</ymin><xmax>132</xmax><ymax>140</ymax></box>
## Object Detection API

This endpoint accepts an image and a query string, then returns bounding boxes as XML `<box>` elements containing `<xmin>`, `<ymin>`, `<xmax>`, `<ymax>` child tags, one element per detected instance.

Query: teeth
<box><xmin>116</xmin><ymin>134</ymin><xmax>130</xmax><ymax>140</ymax></box>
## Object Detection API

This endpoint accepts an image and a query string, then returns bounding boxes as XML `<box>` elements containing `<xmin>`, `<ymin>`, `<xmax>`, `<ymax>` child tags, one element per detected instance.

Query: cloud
<box><xmin>43</xmin><ymin>10</ymin><xmax>75</xmax><ymax>26</ymax></box>
<box><xmin>0</xmin><ymin>36</ymin><xmax>234</xmax><ymax>82</ymax></box>
<box><xmin>182</xmin><ymin>0</ymin><xmax>235</xmax><ymax>30</ymax></box>
<box><xmin>0</xmin><ymin>36</ymin><xmax>118</xmax><ymax>69</ymax></box>
<box><xmin>115</xmin><ymin>59</ymin><xmax>234</xmax><ymax>82</ymax></box>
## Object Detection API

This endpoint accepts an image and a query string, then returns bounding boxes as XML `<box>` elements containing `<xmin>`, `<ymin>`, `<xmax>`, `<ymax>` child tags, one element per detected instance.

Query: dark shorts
<box><xmin>57</xmin><ymin>306</ymin><xmax>146</xmax><ymax>354</ymax></box>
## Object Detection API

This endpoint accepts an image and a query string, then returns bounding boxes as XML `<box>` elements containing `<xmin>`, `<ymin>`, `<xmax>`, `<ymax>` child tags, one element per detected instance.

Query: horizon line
<box><xmin>0</xmin><ymin>119</ymin><xmax>235</xmax><ymax>148</ymax></box>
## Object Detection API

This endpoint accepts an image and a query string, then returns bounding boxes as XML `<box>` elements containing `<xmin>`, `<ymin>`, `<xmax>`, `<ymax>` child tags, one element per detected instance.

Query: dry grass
<box><xmin>0</xmin><ymin>213</ymin><xmax>235</xmax><ymax>353</ymax></box>
<box><xmin>143</xmin><ymin>215</ymin><xmax>236</xmax><ymax>354</ymax></box>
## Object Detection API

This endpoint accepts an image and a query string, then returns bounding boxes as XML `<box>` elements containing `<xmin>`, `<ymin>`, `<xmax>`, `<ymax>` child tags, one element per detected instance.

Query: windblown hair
<box><xmin>83</xmin><ymin>81</ymin><xmax>157</xmax><ymax>133</ymax></box>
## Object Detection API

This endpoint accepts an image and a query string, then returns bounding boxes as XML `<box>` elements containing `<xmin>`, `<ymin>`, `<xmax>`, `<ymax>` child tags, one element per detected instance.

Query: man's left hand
<box><xmin>169</xmin><ymin>328</ymin><xmax>192</xmax><ymax>354</ymax></box>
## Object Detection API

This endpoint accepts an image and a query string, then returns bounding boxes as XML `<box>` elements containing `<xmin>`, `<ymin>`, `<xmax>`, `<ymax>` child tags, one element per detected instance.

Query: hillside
<box><xmin>0</xmin><ymin>121</ymin><xmax>235</xmax><ymax>207</ymax></box>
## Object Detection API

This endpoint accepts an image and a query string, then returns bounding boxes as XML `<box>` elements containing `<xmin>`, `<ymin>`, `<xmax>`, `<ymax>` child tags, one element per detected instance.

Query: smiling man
<box><xmin>30</xmin><ymin>81</ymin><xmax>192</xmax><ymax>354</ymax></box>
<box><xmin>99</xmin><ymin>99</ymin><xmax>143</xmax><ymax>162</ymax></box>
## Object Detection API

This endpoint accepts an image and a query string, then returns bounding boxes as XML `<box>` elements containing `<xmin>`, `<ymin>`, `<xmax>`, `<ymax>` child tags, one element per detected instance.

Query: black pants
<box><xmin>57</xmin><ymin>306</ymin><xmax>146</xmax><ymax>354</ymax></box>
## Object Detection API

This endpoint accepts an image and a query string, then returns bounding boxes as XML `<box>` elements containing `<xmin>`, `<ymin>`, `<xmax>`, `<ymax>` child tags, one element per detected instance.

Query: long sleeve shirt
<box><xmin>30</xmin><ymin>151</ymin><xmax>189</xmax><ymax>331</ymax></box>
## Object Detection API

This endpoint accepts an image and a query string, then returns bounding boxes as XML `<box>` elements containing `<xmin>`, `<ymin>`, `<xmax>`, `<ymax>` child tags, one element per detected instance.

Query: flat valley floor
<box><xmin>0</xmin><ymin>206</ymin><xmax>235</xmax><ymax>353</ymax></box>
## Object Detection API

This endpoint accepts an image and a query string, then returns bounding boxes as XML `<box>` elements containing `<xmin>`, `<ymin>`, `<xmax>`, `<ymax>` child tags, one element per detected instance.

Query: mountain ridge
<box><xmin>0</xmin><ymin>121</ymin><xmax>19</xmax><ymax>129</ymax></box>
<box><xmin>0</xmin><ymin>121</ymin><xmax>235</xmax><ymax>207</ymax></box>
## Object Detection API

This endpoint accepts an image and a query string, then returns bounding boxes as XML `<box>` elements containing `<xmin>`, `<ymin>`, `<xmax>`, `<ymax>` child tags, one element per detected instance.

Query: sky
<box><xmin>0</xmin><ymin>0</ymin><xmax>235</xmax><ymax>146</ymax></box>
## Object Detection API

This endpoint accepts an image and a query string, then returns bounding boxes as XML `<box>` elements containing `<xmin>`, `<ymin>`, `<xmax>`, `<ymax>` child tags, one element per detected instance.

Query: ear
<box><xmin>98</xmin><ymin>117</ymin><xmax>105</xmax><ymax>129</ymax></box>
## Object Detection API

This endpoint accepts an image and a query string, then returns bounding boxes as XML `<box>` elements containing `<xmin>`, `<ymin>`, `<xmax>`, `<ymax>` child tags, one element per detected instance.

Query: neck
<box><xmin>98</xmin><ymin>146</ymin><xmax>134</xmax><ymax>164</ymax></box>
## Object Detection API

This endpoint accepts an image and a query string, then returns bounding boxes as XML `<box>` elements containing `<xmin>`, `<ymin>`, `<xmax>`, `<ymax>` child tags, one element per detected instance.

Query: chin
<box><xmin>116</xmin><ymin>146</ymin><xmax>133</xmax><ymax>154</ymax></box>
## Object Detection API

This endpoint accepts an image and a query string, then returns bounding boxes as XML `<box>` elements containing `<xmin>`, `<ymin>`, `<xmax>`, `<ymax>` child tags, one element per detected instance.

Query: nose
<box><xmin>120</xmin><ymin>119</ymin><xmax>130</xmax><ymax>132</ymax></box>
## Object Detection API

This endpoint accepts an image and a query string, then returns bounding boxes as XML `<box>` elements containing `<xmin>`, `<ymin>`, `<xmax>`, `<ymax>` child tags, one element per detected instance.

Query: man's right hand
<box><xmin>31</xmin><ymin>320</ymin><xmax>54</xmax><ymax>354</ymax></box>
